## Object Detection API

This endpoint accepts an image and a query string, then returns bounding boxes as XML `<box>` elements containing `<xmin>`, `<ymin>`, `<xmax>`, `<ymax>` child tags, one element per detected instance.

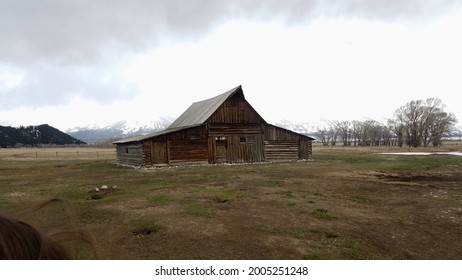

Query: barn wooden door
<box><xmin>151</xmin><ymin>141</ymin><xmax>168</xmax><ymax>164</ymax></box>
<box><xmin>215</xmin><ymin>138</ymin><xmax>227</xmax><ymax>163</ymax></box>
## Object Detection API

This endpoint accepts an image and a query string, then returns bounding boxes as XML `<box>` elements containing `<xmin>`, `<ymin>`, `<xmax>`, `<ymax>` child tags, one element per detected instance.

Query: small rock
<box><xmin>101</xmin><ymin>185</ymin><xmax>108</xmax><ymax>190</ymax></box>
<box><xmin>112</xmin><ymin>185</ymin><xmax>118</xmax><ymax>189</ymax></box>
<box><xmin>95</xmin><ymin>187</ymin><xmax>100</xmax><ymax>192</ymax></box>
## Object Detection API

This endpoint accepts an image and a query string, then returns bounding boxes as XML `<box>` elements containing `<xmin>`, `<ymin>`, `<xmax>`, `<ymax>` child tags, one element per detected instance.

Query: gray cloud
<box><xmin>2</xmin><ymin>0</ymin><xmax>458</xmax><ymax>65</ymax></box>
<box><xmin>0</xmin><ymin>63</ymin><xmax>138</xmax><ymax>110</ymax></box>
<box><xmin>0</xmin><ymin>0</ymin><xmax>231</xmax><ymax>65</ymax></box>
<box><xmin>0</xmin><ymin>0</ymin><xmax>459</xmax><ymax>110</ymax></box>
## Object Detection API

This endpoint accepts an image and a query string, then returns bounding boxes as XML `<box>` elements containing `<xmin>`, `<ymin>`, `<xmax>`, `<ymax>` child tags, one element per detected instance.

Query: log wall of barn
<box><xmin>208</xmin><ymin>124</ymin><xmax>263</xmax><ymax>136</ymax></box>
<box><xmin>264</xmin><ymin>124</ymin><xmax>312</xmax><ymax>161</ymax></box>
<box><xmin>142</xmin><ymin>125</ymin><xmax>208</xmax><ymax>166</ymax></box>
<box><xmin>264</xmin><ymin>140</ymin><xmax>299</xmax><ymax>161</ymax></box>
<box><xmin>116</xmin><ymin>142</ymin><xmax>144</xmax><ymax>166</ymax></box>
<box><xmin>143</xmin><ymin>141</ymin><xmax>168</xmax><ymax>166</ymax></box>
<box><xmin>168</xmin><ymin>139</ymin><xmax>208</xmax><ymax>164</ymax></box>
<box><xmin>299</xmin><ymin>140</ymin><xmax>312</xmax><ymax>159</ymax></box>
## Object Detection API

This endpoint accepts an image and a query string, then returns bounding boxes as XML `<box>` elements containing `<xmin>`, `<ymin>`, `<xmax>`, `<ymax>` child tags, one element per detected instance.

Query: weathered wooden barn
<box><xmin>113</xmin><ymin>85</ymin><xmax>314</xmax><ymax>167</ymax></box>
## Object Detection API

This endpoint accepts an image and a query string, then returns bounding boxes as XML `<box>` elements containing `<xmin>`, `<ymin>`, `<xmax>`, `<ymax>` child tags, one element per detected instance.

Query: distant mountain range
<box><xmin>0</xmin><ymin>124</ymin><xmax>85</xmax><ymax>148</ymax></box>
<box><xmin>3</xmin><ymin>119</ymin><xmax>459</xmax><ymax>147</ymax></box>
<box><xmin>66</xmin><ymin>118</ymin><xmax>174</xmax><ymax>144</ymax></box>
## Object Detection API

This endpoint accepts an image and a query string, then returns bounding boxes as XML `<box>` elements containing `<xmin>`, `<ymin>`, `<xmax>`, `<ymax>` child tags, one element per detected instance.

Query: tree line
<box><xmin>315</xmin><ymin>98</ymin><xmax>458</xmax><ymax>147</ymax></box>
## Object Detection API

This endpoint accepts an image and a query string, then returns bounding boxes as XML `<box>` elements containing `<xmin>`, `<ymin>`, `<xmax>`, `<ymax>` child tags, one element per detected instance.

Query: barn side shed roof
<box><xmin>112</xmin><ymin>124</ymin><xmax>204</xmax><ymax>144</ymax></box>
<box><xmin>265</xmin><ymin>123</ymin><xmax>316</xmax><ymax>141</ymax></box>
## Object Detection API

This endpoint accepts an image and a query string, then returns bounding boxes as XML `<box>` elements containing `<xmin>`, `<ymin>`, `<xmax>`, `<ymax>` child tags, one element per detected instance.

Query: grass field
<box><xmin>1</xmin><ymin>145</ymin><xmax>461</xmax><ymax>259</ymax></box>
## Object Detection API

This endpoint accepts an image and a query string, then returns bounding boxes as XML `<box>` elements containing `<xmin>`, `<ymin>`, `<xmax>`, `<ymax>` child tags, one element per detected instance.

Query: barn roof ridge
<box><xmin>167</xmin><ymin>85</ymin><xmax>243</xmax><ymax>129</ymax></box>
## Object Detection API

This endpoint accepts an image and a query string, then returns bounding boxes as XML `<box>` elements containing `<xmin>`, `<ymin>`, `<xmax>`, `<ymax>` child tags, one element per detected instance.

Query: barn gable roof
<box><xmin>168</xmin><ymin>85</ymin><xmax>258</xmax><ymax>129</ymax></box>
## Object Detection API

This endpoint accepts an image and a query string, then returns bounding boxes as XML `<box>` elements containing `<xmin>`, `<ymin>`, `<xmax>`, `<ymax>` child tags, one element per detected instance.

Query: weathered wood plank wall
<box><xmin>299</xmin><ymin>140</ymin><xmax>312</xmax><ymax>159</ymax></box>
<box><xmin>208</xmin><ymin>124</ymin><xmax>263</xmax><ymax>136</ymax></box>
<box><xmin>168</xmin><ymin>139</ymin><xmax>208</xmax><ymax>164</ymax></box>
<box><xmin>264</xmin><ymin>140</ymin><xmax>299</xmax><ymax>161</ymax></box>
<box><xmin>264</xmin><ymin>124</ymin><xmax>312</xmax><ymax>160</ymax></box>
<box><xmin>226</xmin><ymin>135</ymin><xmax>265</xmax><ymax>163</ymax></box>
<box><xmin>208</xmin><ymin>95</ymin><xmax>261</xmax><ymax>124</ymax></box>
<box><xmin>116</xmin><ymin>142</ymin><xmax>144</xmax><ymax>166</ymax></box>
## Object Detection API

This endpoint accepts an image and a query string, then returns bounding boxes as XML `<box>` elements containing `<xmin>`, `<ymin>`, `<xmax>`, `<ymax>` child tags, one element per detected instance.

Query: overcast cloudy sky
<box><xmin>1</xmin><ymin>0</ymin><xmax>461</xmax><ymax>131</ymax></box>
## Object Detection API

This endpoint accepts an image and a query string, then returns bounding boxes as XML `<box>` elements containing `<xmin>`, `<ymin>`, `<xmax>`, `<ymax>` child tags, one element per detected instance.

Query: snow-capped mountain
<box><xmin>66</xmin><ymin>117</ymin><xmax>174</xmax><ymax>143</ymax></box>
<box><xmin>275</xmin><ymin>119</ymin><xmax>325</xmax><ymax>136</ymax></box>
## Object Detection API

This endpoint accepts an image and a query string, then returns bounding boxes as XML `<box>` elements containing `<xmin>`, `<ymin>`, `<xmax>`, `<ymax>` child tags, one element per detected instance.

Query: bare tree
<box><xmin>316</xmin><ymin>125</ymin><xmax>330</xmax><ymax>146</ymax></box>
<box><xmin>390</xmin><ymin>98</ymin><xmax>457</xmax><ymax>147</ymax></box>
<box><xmin>334</xmin><ymin>121</ymin><xmax>351</xmax><ymax>146</ymax></box>
<box><xmin>351</xmin><ymin>120</ymin><xmax>362</xmax><ymax>147</ymax></box>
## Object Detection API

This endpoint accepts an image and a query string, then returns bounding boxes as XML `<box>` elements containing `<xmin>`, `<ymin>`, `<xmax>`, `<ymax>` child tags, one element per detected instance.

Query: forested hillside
<box><xmin>0</xmin><ymin>124</ymin><xmax>86</xmax><ymax>148</ymax></box>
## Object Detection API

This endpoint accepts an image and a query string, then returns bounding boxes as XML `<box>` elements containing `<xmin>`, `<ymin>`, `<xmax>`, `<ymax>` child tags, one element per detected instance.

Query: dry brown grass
<box><xmin>313</xmin><ymin>140</ymin><xmax>462</xmax><ymax>153</ymax></box>
<box><xmin>0</xmin><ymin>147</ymin><xmax>115</xmax><ymax>161</ymax></box>
<box><xmin>1</xmin><ymin>146</ymin><xmax>461</xmax><ymax>260</ymax></box>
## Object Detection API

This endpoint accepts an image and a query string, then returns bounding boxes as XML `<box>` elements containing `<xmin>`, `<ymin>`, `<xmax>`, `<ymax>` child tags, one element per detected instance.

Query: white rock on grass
<box><xmin>95</xmin><ymin>187</ymin><xmax>100</xmax><ymax>192</ymax></box>
<box><xmin>101</xmin><ymin>185</ymin><xmax>108</xmax><ymax>190</ymax></box>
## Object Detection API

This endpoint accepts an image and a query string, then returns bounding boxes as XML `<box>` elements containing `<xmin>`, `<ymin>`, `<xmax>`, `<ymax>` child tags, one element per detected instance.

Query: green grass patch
<box><xmin>79</xmin><ymin>208</ymin><xmax>117</xmax><ymax>223</ymax></box>
<box><xmin>293</xmin><ymin>230</ymin><xmax>311</xmax><ymax>239</ymax></box>
<box><xmin>193</xmin><ymin>187</ymin><xmax>248</xmax><ymax>202</ymax></box>
<box><xmin>312</xmin><ymin>208</ymin><xmax>335</xmax><ymax>220</ymax></box>
<box><xmin>147</xmin><ymin>194</ymin><xmax>176</xmax><ymax>204</ymax></box>
<box><xmin>324</xmin><ymin>231</ymin><xmax>340</xmax><ymax>239</ymax></box>
<box><xmin>264</xmin><ymin>225</ymin><xmax>282</xmax><ymax>234</ymax></box>
<box><xmin>353</xmin><ymin>194</ymin><xmax>370</xmax><ymax>203</ymax></box>
<box><xmin>181</xmin><ymin>201</ymin><xmax>212</xmax><ymax>217</ymax></box>
<box><xmin>129</xmin><ymin>219</ymin><xmax>161</xmax><ymax>235</ymax></box>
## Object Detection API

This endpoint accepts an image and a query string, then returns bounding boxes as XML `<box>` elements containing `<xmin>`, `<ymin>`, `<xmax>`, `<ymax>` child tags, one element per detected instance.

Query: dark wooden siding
<box><xmin>208</xmin><ymin>124</ymin><xmax>265</xmax><ymax>163</ymax></box>
<box><xmin>264</xmin><ymin>124</ymin><xmax>312</xmax><ymax>161</ymax></box>
<box><xmin>226</xmin><ymin>135</ymin><xmax>265</xmax><ymax>163</ymax></box>
<box><xmin>141</xmin><ymin>126</ymin><xmax>208</xmax><ymax>166</ymax></box>
<box><xmin>143</xmin><ymin>141</ymin><xmax>168</xmax><ymax>166</ymax></box>
<box><xmin>117</xmin><ymin>123</ymin><xmax>312</xmax><ymax>166</ymax></box>
<box><xmin>150</xmin><ymin>125</ymin><xmax>207</xmax><ymax>142</ymax></box>
<box><xmin>168</xmin><ymin>139</ymin><xmax>208</xmax><ymax>164</ymax></box>
<box><xmin>116</xmin><ymin>142</ymin><xmax>143</xmax><ymax>166</ymax></box>
<box><xmin>264</xmin><ymin>140</ymin><xmax>298</xmax><ymax>161</ymax></box>
<box><xmin>208</xmin><ymin>94</ymin><xmax>262</xmax><ymax>124</ymax></box>
<box><xmin>208</xmin><ymin>124</ymin><xmax>263</xmax><ymax>136</ymax></box>
<box><xmin>265</xmin><ymin>124</ymin><xmax>304</xmax><ymax>141</ymax></box>
<box><xmin>299</xmin><ymin>140</ymin><xmax>312</xmax><ymax>160</ymax></box>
